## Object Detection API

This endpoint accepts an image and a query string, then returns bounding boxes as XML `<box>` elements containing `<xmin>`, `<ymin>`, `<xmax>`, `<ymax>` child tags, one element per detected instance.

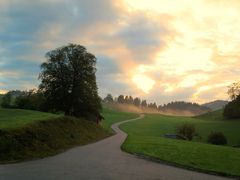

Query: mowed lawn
<box><xmin>120</xmin><ymin>112</ymin><xmax>240</xmax><ymax>177</ymax></box>
<box><xmin>0</xmin><ymin>108</ymin><xmax>61</xmax><ymax>129</ymax></box>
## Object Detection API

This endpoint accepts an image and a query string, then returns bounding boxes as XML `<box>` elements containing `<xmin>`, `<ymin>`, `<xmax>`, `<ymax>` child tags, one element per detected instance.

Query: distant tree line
<box><xmin>1</xmin><ymin>90</ymin><xmax>47</xmax><ymax>111</ymax></box>
<box><xmin>160</xmin><ymin>101</ymin><xmax>210</xmax><ymax>114</ymax></box>
<box><xmin>103</xmin><ymin>93</ymin><xmax>209</xmax><ymax>114</ymax></box>
<box><xmin>103</xmin><ymin>94</ymin><xmax>157</xmax><ymax>110</ymax></box>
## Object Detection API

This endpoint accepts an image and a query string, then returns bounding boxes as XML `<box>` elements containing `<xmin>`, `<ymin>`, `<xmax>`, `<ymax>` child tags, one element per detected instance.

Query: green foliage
<box><xmin>148</xmin><ymin>102</ymin><xmax>157</xmax><ymax>109</ymax></box>
<box><xmin>141</xmin><ymin>100</ymin><xmax>147</xmax><ymax>107</ymax></box>
<box><xmin>224</xmin><ymin>81</ymin><xmax>240</xmax><ymax>119</ymax></box>
<box><xmin>223</xmin><ymin>97</ymin><xmax>240</xmax><ymax>119</ymax></box>
<box><xmin>39</xmin><ymin>44</ymin><xmax>101</xmax><ymax>121</ymax></box>
<box><xmin>0</xmin><ymin>94</ymin><xmax>3</xmax><ymax>105</ymax></box>
<box><xmin>125</xmin><ymin>96</ymin><xmax>134</xmax><ymax>104</ymax></box>
<box><xmin>176</xmin><ymin>123</ymin><xmax>196</xmax><ymax>141</ymax></box>
<box><xmin>1</xmin><ymin>93</ymin><xmax>12</xmax><ymax>108</ymax></box>
<box><xmin>103</xmin><ymin>94</ymin><xmax>114</xmax><ymax>103</ymax></box>
<box><xmin>160</xmin><ymin>101</ymin><xmax>210</xmax><ymax>115</ymax></box>
<box><xmin>15</xmin><ymin>90</ymin><xmax>46</xmax><ymax>111</ymax></box>
<box><xmin>117</xmin><ymin>95</ymin><xmax>125</xmax><ymax>103</ymax></box>
<box><xmin>227</xmin><ymin>81</ymin><xmax>240</xmax><ymax>100</ymax></box>
<box><xmin>133</xmin><ymin>97</ymin><xmax>141</xmax><ymax>107</ymax></box>
<box><xmin>0</xmin><ymin>90</ymin><xmax>22</xmax><ymax>108</ymax></box>
<box><xmin>208</xmin><ymin>132</ymin><xmax>227</xmax><ymax>145</ymax></box>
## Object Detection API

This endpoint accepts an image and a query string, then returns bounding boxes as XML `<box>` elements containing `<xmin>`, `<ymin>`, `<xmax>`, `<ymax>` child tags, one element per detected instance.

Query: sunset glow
<box><xmin>1</xmin><ymin>0</ymin><xmax>239</xmax><ymax>104</ymax></box>
<box><xmin>132</xmin><ymin>74</ymin><xmax>155</xmax><ymax>94</ymax></box>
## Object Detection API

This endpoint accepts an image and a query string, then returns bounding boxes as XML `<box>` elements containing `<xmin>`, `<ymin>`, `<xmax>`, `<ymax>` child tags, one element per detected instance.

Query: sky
<box><xmin>0</xmin><ymin>0</ymin><xmax>240</xmax><ymax>105</ymax></box>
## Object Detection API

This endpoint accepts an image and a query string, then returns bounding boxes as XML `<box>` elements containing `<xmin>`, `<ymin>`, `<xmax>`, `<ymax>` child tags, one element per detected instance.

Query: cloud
<box><xmin>0</xmin><ymin>0</ymin><xmax>239</xmax><ymax>104</ymax></box>
<box><xmin>115</xmin><ymin>12</ymin><xmax>170</xmax><ymax>63</ymax></box>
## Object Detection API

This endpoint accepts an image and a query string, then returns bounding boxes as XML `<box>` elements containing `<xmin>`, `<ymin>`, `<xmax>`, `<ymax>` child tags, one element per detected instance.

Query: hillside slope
<box><xmin>0</xmin><ymin>108</ymin><xmax>61</xmax><ymax>129</ymax></box>
<box><xmin>0</xmin><ymin>116</ymin><xmax>110</xmax><ymax>162</ymax></box>
<box><xmin>0</xmin><ymin>107</ymin><xmax>137</xmax><ymax>163</ymax></box>
<box><xmin>202</xmin><ymin>100</ymin><xmax>228</xmax><ymax>111</ymax></box>
<box><xmin>120</xmin><ymin>113</ymin><xmax>240</xmax><ymax>177</ymax></box>
<box><xmin>195</xmin><ymin>109</ymin><xmax>228</xmax><ymax>121</ymax></box>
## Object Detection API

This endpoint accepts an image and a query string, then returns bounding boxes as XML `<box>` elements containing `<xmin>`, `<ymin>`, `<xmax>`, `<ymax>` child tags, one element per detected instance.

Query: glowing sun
<box><xmin>132</xmin><ymin>74</ymin><xmax>155</xmax><ymax>94</ymax></box>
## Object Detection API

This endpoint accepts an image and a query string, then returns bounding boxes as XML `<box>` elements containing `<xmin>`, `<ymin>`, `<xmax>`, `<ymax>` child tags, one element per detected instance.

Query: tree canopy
<box><xmin>224</xmin><ymin>81</ymin><xmax>240</xmax><ymax>119</ymax></box>
<box><xmin>227</xmin><ymin>82</ymin><xmax>240</xmax><ymax>100</ymax></box>
<box><xmin>103</xmin><ymin>94</ymin><xmax>114</xmax><ymax>103</ymax></box>
<box><xmin>39</xmin><ymin>44</ymin><xmax>101</xmax><ymax>121</ymax></box>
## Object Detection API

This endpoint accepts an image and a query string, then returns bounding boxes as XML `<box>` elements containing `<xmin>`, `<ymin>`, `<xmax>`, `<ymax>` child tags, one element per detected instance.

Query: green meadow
<box><xmin>0</xmin><ymin>107</ymin><xmax>136</xmax><ymax>162</ymax></box>
<box><xmin>120</xmin><ymin>112</ymin><xmax>240</xmax><ymax>177</ymax></box>
<box><xmin>101</xmin><ymin>107</ymin><xmax>138</xmax><ymax>132</ymax></box>
<box><xmin>0</xmin><ymin>108</ymin><xmax>61</xmax><ymax>129</ymax></box>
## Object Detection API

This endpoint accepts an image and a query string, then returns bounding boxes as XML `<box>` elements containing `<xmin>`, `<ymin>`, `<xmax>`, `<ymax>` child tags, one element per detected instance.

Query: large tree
<box><xmin>224</xmin><ymin>81</ymin><xmax>240</xmax><ymax>119</ymax></box>
<box><xmin>39</xmin><ymin>44</ymin><xmax>101</xmax><ymax>121</ymax></box>
<box><xmin>103</xmin><ymin>94</ymin><xmax>114</xmax><ymax>103</ymax></box>
<box><xmin>227</xmin><ymin>81</ymin><xmax>240</xmax><ymax>100</ymax></box>
<box><xmin>141</xmin><ymin>100</ymin><xmax>147</xmax><ymax>108</ymax></box>
<box><xmin>133</xmin><ymin>97</ymin><xmax>141</xmax><ymax>107</ymax></box>
<box><xmin>117</xmin><ymin>95</ymin><xmax>125</xmax><ymax>103</ymax></box>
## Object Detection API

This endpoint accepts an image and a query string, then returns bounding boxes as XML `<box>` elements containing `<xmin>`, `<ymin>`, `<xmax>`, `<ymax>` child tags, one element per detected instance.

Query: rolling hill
<box><xmin>0</xmin><ymin>107</ymin><xmax>136</xmax><ymax>162</ymax></box>
<box><xmin>202</xmin><ymin>100</ymin><xmax>228</xmax><ymax>111</ymax></box>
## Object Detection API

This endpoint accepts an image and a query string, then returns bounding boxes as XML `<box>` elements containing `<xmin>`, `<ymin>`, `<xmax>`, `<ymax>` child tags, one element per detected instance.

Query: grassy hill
<box><xmin>120</xmin><ymin>111</ymin><xmax>240</xmax><ymax>177</ymax></box>
<box><xmin>101</xmin><ymin>107</ymin><xmax>138</xmax><ymax>132</ymax></box>
<box><xmin>195</xmin><ymin>109</ymin><xmax>226</xmax><ymax>121</ymax></box>
<box><xmin>202</xmin><ymin>100</ymin><xmax>228</xmax><ymax>111</ymax></box>
<box><xmin>0</xmin><ymin>107</ymin><xmax>137</xmax><ymax>163</ymax></box>
<box><xmin>0</xmin><ymin>108</ymin><xmax>61</xmax><ymax>129</ymax></box>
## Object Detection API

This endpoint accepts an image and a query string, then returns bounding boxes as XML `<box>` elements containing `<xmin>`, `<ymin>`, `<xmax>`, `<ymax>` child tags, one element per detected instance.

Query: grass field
<box><xmin>0</xmin><ymin>107</ymin><xmax>137</xmax><ymax>162</ymax></box>
<box><xmin>120</xmin><ymin>112</ymin><xmax>240</xmax><ymax>177</ymax></box>
<box><xmin>196</xmin><ymin>109</ymin><xmax>226</xmax><ymax>121</ymax></box>
<box><xmin>0</xmin><ymin>108</ymin><xmax>61</xmax><ymax>129</ymax></box>
<box><xmin>0</xmin><ymin>106</ymin><xmax>137</xmax><ymax>131</ymax></box>
<box><xmin>101</xmin><ymin>107</ymin><xmax>138</xmax><ymax>132</ymax></box>
<box><xmin>0</xmin><ymin>116</ymin><xmax>111</xmax><ymax>162</ymax></box>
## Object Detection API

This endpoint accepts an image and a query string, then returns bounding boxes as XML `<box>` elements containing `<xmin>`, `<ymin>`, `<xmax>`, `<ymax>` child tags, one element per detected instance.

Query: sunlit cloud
<box><xmin>132</xmin><ymin>74</ymin><xmax>155</xmax><ymax>94</ymax></box>
<box><xmin>0</xmin><ymin>0</ymin><xmax>239</xmax><ymax>104</ymax></box>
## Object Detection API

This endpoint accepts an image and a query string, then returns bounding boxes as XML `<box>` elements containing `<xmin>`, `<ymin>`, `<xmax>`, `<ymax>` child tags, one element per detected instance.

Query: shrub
<box><xmin>208</xmin><ymin>132</ymin><xmax>227</xmax><ymax>145</ymax></box>
<box><xmin>176</xmin><ymin>123</ymin><xmax>196</xmax><ymax>141</ymax></box>
<box><xmin>0</xmin><ymin>93</ymin><xmax>16</xmax><ymax>108</ymax></box>
<box><xmin>1</xmin><ymin>93</ymin><xmax>12</xmax><ymax>108</ymax></box>
<box><xmin>223</xmin><ymin>96</ymin><xmax>240</xmax><ymax>119</ymax></box>
<box><xmin>15</xmin><ymin>90</ymin><xmax>46</xmax><ymax>111</ymax></box>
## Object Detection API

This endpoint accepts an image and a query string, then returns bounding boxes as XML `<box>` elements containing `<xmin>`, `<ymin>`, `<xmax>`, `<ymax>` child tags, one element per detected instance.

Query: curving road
<box><xmin>0</xmin><ymin>114</ymin><xmax>231</xmax><ymax>180</ymax></box>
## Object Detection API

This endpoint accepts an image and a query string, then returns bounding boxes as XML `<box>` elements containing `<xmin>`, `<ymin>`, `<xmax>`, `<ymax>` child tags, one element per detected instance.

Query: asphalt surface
<box><xmin>0</xmin><ymin>114</ymin><xmax>231</xmax><ymax>180</ymax></box>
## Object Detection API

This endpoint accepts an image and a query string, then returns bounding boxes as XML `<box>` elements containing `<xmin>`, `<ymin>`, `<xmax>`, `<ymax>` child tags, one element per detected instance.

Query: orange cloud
<box><xmin>1</xmin><ymin>0</ymin><xmax>239</xmax><ymax>104</ymax></box>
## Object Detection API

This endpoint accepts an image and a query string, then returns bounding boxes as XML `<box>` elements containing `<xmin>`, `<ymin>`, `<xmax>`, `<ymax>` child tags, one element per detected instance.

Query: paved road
<box><xmin>0</xmin><ymin>115</ymin><xmax>231</xmax><ymax>180</ymax></box>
